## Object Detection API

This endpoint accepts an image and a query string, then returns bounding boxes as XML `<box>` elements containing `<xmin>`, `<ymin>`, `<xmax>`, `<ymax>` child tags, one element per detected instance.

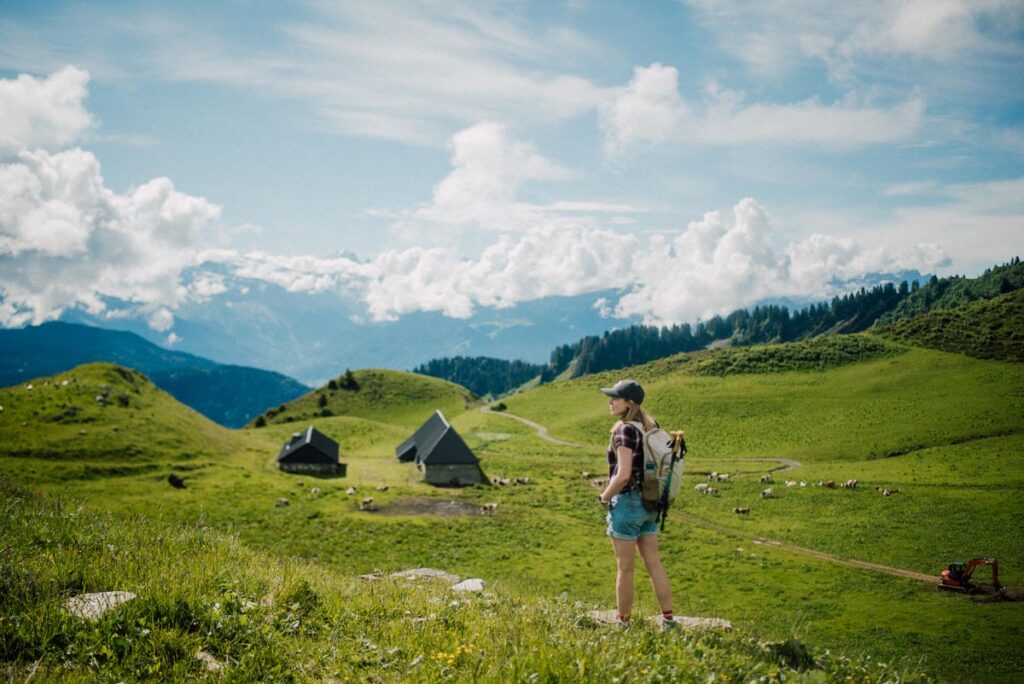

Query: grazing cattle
<box><xmin>377</xmin><ymin>485</ymin><xmax>389</xmax><ymax>492</ymax></box>
<box><xmin>295</xmin><ymin>481</ymin><xmax>304</xmax><ymax>487</ymax></box>
<box><xmin>716</xmin><ymin>473</ymin><xmax>731</xmax><ymax>482</ymax></box>
<box><xmin>785</xmin><ymin>480</ymin><xmax>798</xmax><ymax>487</ymax></box>
<box><xmin>799</xmin><ymin>481</ymin><xmax>807</xmax><ymax>487</ymax></box>
<box><xmin>359</xmin><ymin>497</ymin><xmax>376</xmax><ymax>511</ymax></box>
<box><xmin>480</xmin><ymin>503</ymin><xmax>499</xmax><ymax>515</ymax></box>
<box><xmin>494</xmin><ymin>476</ymin><xmax>511</xmax><ymax>487</ymax></box>
<box><xmin>590</xmin><ymin>478</ymin><xmax>608</xmax><ymax>489</ymax></box>
<box><xmin>580</xmin><ymin>471</ymin><xmax>592</xmax><ymax>479</ymax></box>
<box><xmin>877</xmin><ymin>487</ymin><xmax>901</xmax><ymax>496</ymax></box>
<box><xmin>694</xmin><ymin>483</ymin><xmax>710</xmax><ymax>493</ymax></box>
<box><xmin>708</xmin><ymin>472</ymin><xmax>718</xmax><ymax>482</ymax></box>
<box><xmin>275</xmin><ymin>498</ymin><xmax>289</xmax><ymax>507</ymax></box>
<box><xmin>515</xmin><ymin>477</ymin><xmax>531</xmax><ymax>485</ymax></box>
<box><xmin>733</xmin><ymin>507</ymin><xmax>750</xmax><ymax>515</ymax></box>
<box><xmin>761</xmin><ymin>488</ymin><xmax>775</xmax><ymax>499</ymax></box>
<box><xmin>704</xmin><ymin>487</ymin><xmax>719</xmax><ymax>496</ymax></box>
<box><xmin>842</xmin><ymin>479</ymin><xmax>858</xmax><ymax>489</ymax></box>
<box><xmin>346</xmin><ymin>486</ymin><xmax>357</xmax><ymax>495</ymax></box>
<box><xmin>310</xmin><ymin>487</ymin><xmax>322</xmax><ymax>496</ymax></box>
<box><xmin>824</xmin><ymin>480</ymin><xmax>836</xmax><ymax>488</ymax></box>
<box><xmin>167</xmin><ymin>473</ymin><xmax>186</xmax><ymax>489</ymax></box>
<box><xmin>759</xmin><ymin>474</ymin><xmax>772</xmax><ymax>484</ymax></box>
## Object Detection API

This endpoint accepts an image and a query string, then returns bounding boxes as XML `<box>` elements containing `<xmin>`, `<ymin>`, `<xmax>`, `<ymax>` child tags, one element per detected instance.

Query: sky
<box><xmin>0</xmin><ymin>0</ymin><xmax>1022</xmax><ymax>336</ymax></box>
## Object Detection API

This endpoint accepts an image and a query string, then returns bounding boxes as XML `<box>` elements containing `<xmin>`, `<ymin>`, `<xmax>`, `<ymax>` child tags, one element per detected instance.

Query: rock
<box><xmin>275</xmin><ymin>498</ymin><xmax>289</xmax><ymax>507</ymax></box>
<box><xmin>452</xmin><ymin>578</ymin><xmax>484</xmax><ymax>593</ymax></box>
<box><xmin>196</xmin><ymin>650</ymin><xmax>224</xmax><ymax>673</ymax></box>
<box><xmin>310</xmin><ymin>487</ymin><xmax>322</xmax><ymax>496</ymax></box>
<box><xmin>586</xmin><ymin>609</ymin><xmax>733</xmax><ymax>631</ymax></box>
<box><xmin>390</xmin><ymin>568</ymin><xmax>461</xmax><ymax>583</ymax></box>
<box><xmin>65</xmin><ymin>591</ymin><xmax>136</xmax><ymax>620</ymax></box>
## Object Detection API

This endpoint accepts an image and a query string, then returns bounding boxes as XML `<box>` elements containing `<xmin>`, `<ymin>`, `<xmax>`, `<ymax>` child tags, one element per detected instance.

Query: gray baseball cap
<box><xmin>600</xmin><ymin>379</ymin><xmax>645</xmax><ymax>404</ymax></box>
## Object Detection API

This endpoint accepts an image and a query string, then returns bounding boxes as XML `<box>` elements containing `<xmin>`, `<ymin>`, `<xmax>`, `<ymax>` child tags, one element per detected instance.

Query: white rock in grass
<box><xmin>196</xmin><ymin>650</ymin><xmax>224</xmax><ymax>673</ymax></box>
<box><xmin>390</xmin><ymin>568</ymin><xmax>461</xmax><ymax>583</ymax></box>
<box><xmin>65</xmin><ymin>591</ymin><xmax>136</xmax><ymax>620</ymax></box>
<box><xmin>452</xmin><ymin>578</ymin><xmax>484</xmax><ymax>593</ymax></box>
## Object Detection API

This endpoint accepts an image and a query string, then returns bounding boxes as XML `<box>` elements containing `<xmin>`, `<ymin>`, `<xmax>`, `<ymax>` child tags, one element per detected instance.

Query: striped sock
<box><xmin>617</xmin><ymin>614</ymin><xmax>630</xmax><ymax>623</ymax></box>
<box><xmin>662</xmin><ymin>610</ymin><xmax>674</xmax><ymax>622</ymax></box>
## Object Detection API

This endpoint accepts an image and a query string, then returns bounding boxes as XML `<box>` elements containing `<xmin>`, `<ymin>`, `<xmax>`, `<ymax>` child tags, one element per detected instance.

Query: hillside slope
<box><xmin>0</xmin><ymin>362</ymin><xmax>273</xmax><ymax>463</ymax></box>
<box><xmin>0</xmin><ymin>322</ymin><xmax>309</xmax><ymax>427</ymax></box>
<box><xmin>250</xmin><ymin>368</ymin><xmax>477</xmax><ymax>430</ymax></box>
<box><xmin>874</xmin><ymin>288</ymin><xmax>1024</xmax><ymax>361</ymax></box>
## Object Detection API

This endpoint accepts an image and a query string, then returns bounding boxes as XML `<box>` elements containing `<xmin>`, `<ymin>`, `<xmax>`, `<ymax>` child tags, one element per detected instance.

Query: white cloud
<box><xmin>0</xmin><ymin>66</ymin><xmax>94</xmax><ymax>154</ymax></box>
<box><xmin>598</xmin><ymin>63</ymin><xmax>924</xmax><ymax>154</ymax></box>
<box><xmin>614</xmin><ymin>198</ymin><xmax>951</xmax><ymax>325</ymax></box>
<box><xmin>600</xmin><ymin>63</ymin><xmax>688</xmax><ymax>156</ymax></box>
<box><xmin>683</xmin><ymin>0</ymin><xmax>1024</xmax><ymax>79</ymax></box>
<box><xmin>0</xmin><ymin>146</ymin><xmax>221</xmax><ymax>328</ymax></box>
<box><xmin>419</xmin><ymin>121</ymin><xmax>575</xmax><ymax>230</ymax></box>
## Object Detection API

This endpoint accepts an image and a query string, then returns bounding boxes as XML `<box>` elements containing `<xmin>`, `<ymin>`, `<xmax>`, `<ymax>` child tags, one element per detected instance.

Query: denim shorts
<box><xmin>606</xmin><ymin>490</ymin><xmax>660</xmax><ymax>540</ymax></box>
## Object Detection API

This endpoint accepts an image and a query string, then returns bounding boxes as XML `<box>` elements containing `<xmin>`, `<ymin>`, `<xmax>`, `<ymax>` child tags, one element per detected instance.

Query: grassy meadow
<box><xmin>1</xmin><ymin>331</ymin><xmax>1023</xmax><ymax>681</ymax></box>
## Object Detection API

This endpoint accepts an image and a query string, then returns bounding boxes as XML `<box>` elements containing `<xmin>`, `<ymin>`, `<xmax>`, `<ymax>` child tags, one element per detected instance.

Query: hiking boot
<box><xmin>615</xmin><ymin>619</ymin><xmax>632</xmax><ymax>631</ymax></box>
<box><xmin>660</xmin><ymin>617</ymin><xmax>678</xmax><ymax>631</ymax></box>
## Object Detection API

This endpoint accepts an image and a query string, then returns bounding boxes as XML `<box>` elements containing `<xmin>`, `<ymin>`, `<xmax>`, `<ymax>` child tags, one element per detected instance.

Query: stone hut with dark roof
<box><xmin>278</xmin><ymin>425</ymin><xmax>346</xmax><ymax>476</ymax></box>
<box><xmin>396</xmin><ymin>410</ymin><xmax>487</xmax><ymax>486</ymax></box>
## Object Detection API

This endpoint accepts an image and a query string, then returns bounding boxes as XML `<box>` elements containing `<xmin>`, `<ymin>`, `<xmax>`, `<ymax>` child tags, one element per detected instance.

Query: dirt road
<box><xmin>479</xmin><ymin>406</ymin><xmax>588</xmax><ymax>448</ymax></box>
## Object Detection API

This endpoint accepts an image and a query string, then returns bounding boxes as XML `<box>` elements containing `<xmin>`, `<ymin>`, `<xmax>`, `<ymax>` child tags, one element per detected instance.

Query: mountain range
<box><xmin>0</xmin><ymin>323</ymin><xmax>308</xmax><ymax>428</ymax></box>
<box><xmin>53</xmin><ymin>263</ymin><xmax>930</xmax><ymax>386</ymax></box>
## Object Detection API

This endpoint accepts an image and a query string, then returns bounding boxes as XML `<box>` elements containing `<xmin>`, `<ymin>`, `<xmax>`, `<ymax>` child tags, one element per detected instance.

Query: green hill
<box><xmin>0</xmin><ymin>363</ymin><xmax>277</xmax><ymax>484</ymax></box>
<box><xmin>3</xmin><ymin>342</ymin><xmax>1023</xmax><ymax>681</ymax></box>
<box><xmin>876</xmin><ymin>257</ymin><xmax>1024</xmax><ymax>326</ymax></box>
<box><xmin>250</xmin><ymin>368</ymin><xmax>477</xmax><ymax>429</ymax></box>
<box><xmin>874</xmin><ymin>288</ymin><xmax>1024</xmax><ymax>361</ymax></box>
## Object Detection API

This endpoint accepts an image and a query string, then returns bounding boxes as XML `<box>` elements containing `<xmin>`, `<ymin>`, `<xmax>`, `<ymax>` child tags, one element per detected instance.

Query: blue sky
<box><xmin>0</xmin><ymin>0</ymin><xmax>1022</xmax><ymax>333</ymax></box>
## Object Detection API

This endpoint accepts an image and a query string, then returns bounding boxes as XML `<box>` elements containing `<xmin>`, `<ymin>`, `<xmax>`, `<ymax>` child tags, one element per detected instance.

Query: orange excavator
<box><xmin>939</xmin><ymin>558</ymin><xmax>1003</xmax><ymax>594</ymax></box>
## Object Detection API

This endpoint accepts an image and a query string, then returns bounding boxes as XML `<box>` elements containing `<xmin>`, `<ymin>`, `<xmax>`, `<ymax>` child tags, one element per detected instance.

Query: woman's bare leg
<box><xmin>611</xmin><ymin>537</ymin><xmax>637</xmax><ymax>618</ymax></box>
<box><xmin>637</xmin><ymin>534</ymin><xmax>673</xmax><ymax>613</ymax></box>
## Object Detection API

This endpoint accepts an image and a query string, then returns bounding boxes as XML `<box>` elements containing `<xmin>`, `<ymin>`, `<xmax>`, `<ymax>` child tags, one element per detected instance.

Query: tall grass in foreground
<box><xmin>0</xmin><ymin>476</ymin><xmax>933</xmax><ymax>682</ymax></box>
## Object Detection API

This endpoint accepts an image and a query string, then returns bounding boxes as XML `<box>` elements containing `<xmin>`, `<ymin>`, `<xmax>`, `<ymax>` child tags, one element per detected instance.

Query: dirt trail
<box><xmin>479</xmin><ymin>406</ymin><xmax>587</xmax><ymax>448</ymax></box>
<box><xmin>678</xmin><ymin>512</ymin><xmax>937</xmax><ymax>583</ymax></box>
<box><xmin>481</xmin><ymin>407</ymin><xmax>934</xmax><ymax>584</ymax></box>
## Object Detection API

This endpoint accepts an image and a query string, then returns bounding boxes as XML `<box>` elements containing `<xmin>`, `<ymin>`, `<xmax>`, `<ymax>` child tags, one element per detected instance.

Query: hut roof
<box><xmin>396</xmin><ymin>410</ymin><xmax>478</xmax><ymax>465</ymax></box>
<box><xmin>278</xmin><ymin>425</ymin><xmax>339</xmax><ymax>463</ymax></box>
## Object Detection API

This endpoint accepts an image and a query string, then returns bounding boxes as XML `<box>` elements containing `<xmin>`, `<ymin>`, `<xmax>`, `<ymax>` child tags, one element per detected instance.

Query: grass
<box><xmin>2</xmin><ymin>334</ymin><xmax>1023</xmax><ymax>681</ymax></box>
<box><xmin>0</xmin><ymin>475</ymin><xmax>926</xmax><ymax>683</ymax></box>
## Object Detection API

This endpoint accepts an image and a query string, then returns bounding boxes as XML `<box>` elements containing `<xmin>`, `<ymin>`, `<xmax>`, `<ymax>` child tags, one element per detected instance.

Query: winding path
<box><xmin>480</xmin><ymin>406</ymin><xmax>936</xmax><ymax>585</ymax></box>
<box><xmin>479</xmin><ymin>406</ymin><xmax>588</xmax><ymax>448</ymax></box>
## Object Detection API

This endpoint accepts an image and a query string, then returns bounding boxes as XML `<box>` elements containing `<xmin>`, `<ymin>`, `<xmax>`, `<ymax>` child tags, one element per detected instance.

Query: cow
<box><xmin>761</xmin><ymin>488</ymin><xmax>775</xmax><ymax>499</ymax></box>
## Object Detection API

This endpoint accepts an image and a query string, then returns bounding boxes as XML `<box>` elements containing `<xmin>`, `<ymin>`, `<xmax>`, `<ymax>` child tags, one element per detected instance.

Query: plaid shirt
<box><xmin>607</xmin><ymin>421</ymin><xmax>643</xmax><ymax>492</ymax></box>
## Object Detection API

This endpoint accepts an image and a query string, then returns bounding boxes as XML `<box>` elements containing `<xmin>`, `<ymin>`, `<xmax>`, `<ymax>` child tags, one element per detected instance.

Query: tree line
<box><xmin>414</xmin><ymin>257</ymin><xmax>1023</xmax><ymax>398</ymax></box>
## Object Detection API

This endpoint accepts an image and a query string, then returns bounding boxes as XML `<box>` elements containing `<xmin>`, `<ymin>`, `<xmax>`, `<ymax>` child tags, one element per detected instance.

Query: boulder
<box><xmin>65</xmin><ymin>591</ymin><xmax>136</xmax><ymax>620</ymax></box>
<box><xmin>452</xmin><ymin>578</ymin><xmax>484</xmax><ymax>593</ymax></box>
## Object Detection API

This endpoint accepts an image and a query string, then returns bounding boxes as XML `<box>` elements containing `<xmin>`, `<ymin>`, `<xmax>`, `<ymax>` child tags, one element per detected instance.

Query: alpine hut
<box><xmin>395</xmin><ymin>410</ymin><xmax>487</xmax><ymax>486</ymax></box>
<box><xmin>278</xmin><ymin>426</ymin><xmax>346</xmax><ymax>476</ymax></box>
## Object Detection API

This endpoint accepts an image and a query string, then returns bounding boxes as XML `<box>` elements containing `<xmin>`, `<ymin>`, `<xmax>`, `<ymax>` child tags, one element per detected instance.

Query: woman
<box><xmin>598</xmin><ymin>379</ymin><xmax>676</xmax><ymax>628</ymax></box>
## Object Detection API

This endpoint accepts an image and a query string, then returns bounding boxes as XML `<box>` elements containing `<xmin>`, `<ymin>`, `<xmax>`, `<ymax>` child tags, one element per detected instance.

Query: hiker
<box><xmin>598</xmin><ymin>379</ymin><xmax>676</xmax><ymax>628</ymax></box>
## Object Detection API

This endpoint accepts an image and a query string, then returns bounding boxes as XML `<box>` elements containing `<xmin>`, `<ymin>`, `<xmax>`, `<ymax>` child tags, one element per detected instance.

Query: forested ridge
<box><xmin>415</xmin><ymin>258</ymin><xmax>1023</xmax><ymax>397</ymax></box>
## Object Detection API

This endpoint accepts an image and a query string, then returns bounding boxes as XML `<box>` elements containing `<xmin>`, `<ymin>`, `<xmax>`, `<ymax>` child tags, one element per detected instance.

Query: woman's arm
<box><xmin>600</xmin><ymin>445</ymin><xmax>635</xmax><ymax>504</ymax></box>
